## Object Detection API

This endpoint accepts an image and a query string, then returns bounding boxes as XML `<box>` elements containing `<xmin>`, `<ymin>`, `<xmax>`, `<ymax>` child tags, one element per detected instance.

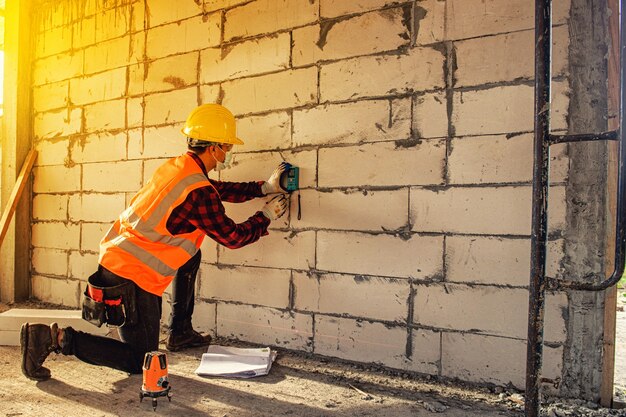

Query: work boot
<box><xmin>20</xmin><ymin>322</ymin><xmax>60</xmax><ymax>381</ymax></box>
<box><xmin>166</xmin><ymin>329</ymin><xmax>212</xmax><ymax>352</ymax></box>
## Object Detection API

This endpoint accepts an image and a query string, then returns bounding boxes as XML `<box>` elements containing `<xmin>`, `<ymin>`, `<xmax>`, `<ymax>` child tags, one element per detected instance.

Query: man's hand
<box><xmin>261</xmin><ymin>162</ymin><xmax>288</xmax><ymax>195</ymax></box>
<box><xmin>261</xmin><ymin>194</ymin><xmax>288</xmax><ymax>220</ymax></box>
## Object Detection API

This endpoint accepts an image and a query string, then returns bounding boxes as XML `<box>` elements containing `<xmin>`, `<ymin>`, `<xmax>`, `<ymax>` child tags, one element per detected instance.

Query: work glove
<box><xmin>261</xmin><ymin>194</ymin><xmax>288</xmax><ymax>220</ymax></box>
<box><xmin>261</xmin><ymin>162</ymin><xmax>288</xmax><ymax>195</ymax></box>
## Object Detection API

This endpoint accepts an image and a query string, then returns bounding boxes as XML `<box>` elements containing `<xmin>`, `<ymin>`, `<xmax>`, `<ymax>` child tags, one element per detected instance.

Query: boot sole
<box><xmin>20</xmin><ymin>323</ymin><xmax>50</xmax><ymax>381</ymax></box>
<box><xmin>20</xmin><ymin>323</ymin><xmax>29</xmax><ymax>378</ymax></box>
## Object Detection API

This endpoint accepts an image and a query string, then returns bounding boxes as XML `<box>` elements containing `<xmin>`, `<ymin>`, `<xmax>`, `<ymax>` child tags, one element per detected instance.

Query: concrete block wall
<box><xmin>29</xmin><ymin>0</ymin><xmax>586</xmax><ymax>392</ymax></box>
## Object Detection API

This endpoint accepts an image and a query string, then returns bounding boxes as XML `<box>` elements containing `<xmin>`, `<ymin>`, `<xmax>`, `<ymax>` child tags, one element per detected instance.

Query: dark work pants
<box><xmin>168</xmin><ymin>250</ymin><xmax>202</xmax><ymax>335</ymax></box>
<box><xmin>62</xmin><ymin>251</ymin><xmax>202</xmax><ymax>374</ymax></box>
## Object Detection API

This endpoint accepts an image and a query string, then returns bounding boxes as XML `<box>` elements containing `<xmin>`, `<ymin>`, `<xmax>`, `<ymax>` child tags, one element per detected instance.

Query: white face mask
<box><xmin>213</xmin><ymin>146</ymin><xmax>233</xmax><ymax>171</ymax></box>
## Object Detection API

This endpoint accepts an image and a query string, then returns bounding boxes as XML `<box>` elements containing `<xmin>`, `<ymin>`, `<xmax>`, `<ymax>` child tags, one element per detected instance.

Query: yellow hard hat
<box><xmin>181</xmin><ymin>104</ymin><xmax>244</xmax><ymax>145</ymax></box>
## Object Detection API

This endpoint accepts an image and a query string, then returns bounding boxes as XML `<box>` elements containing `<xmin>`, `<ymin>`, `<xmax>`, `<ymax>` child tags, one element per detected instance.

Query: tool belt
<box><xmin>82</xmin><ymin>271</ymin><xmax>138</xmax><ymax>328</ymax></box>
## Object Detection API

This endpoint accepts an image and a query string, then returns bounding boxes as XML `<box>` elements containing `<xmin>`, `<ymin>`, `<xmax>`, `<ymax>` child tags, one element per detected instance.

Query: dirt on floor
<box><xmin>0</xmin><ymin>300</ymin><xmax>522</xmax><ymax>416</ymax></box>
<box><xmin>0</xmin><ymin>332</ymin><xmax>530</xmax><ymax>417</ymax></box>
<box><xmin>1</xmin><ymin>299</ymin><xmax>625</xmax><ymax>417</ymax></box>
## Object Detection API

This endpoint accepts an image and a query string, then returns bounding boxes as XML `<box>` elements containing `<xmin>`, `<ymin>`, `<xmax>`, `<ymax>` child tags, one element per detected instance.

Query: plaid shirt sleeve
<box><xmin>210</xmin><ymin>179</ymin><xmax>265</xmax><ymax>203</ymax></box>
<box><xmin>167</xmin><ymin>185</ymin><xmax>270</xmax><ymax>249</ymax></box>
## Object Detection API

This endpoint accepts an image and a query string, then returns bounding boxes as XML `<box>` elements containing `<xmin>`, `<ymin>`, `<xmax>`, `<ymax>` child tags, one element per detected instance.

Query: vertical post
<box><xmin>525</xmin><ymin>0</ymin><xmax>552</xmax><ymax>416</ymax></box>
<box><xmin>1</xmin><ymin>0</ymin><xmax>33</xmax><ymax>302</ymax></box>
<box><xmin>601</xmin><ymin>0</ymin><xmax>621</xmax><ymax>407</ymax></box>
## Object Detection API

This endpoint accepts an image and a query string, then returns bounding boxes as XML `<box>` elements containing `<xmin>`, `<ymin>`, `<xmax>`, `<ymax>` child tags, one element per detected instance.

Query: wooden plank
<box><xmin>603</xmin><ymin>285</ymin><xmax>618</xmax><ymax>407</ymax></box>
<box><xmin>0</xmin><ymin>149</ymin><xmax>36</xmax><ymax>249</ymax></box>
<box><xmin>600</xmin><ymin>0</ymin><xmax>620</xmax><ymax>407</ymax></box>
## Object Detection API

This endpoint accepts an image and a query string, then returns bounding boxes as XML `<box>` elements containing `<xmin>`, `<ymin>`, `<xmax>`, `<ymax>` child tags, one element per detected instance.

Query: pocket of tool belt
<box><xmin>81</xmin><ymin>272</ymin><xmax>138</xmax><ymax>328</ymax></box>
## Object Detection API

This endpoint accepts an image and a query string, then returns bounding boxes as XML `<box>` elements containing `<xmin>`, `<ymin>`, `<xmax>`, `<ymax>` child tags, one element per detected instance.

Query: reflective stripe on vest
<box><xmin>105</xmin><ymin>212</ymin><xmax>199</xmax><ymax>257</ymax></box>
<box><xmin>99</xmin><ymin>154</ymin><xmax>210</xmax><ymax>296</ymax></box>
<box><xmin>116</xmin><ymin>239</ymin><xmax>178</xmax><ymax>277</ymax></box>
<box><xmin>103</xmin><ymin>171</ymin><xmax>209</xmax><ymax>257</ymax></box>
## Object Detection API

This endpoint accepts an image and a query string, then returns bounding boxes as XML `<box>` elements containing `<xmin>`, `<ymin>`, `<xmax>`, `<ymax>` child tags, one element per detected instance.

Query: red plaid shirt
<box><xmin>166</xmin><ymin>152</ymin><xmax>270</xmax><ymax>249</ymax></box>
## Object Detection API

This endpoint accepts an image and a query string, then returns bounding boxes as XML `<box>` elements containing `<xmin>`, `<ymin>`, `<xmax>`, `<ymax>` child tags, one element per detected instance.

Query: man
<box><xmin>21</xmin><ymin>103</ymin><xmax>289</xmax><ymax>380</ymax></box>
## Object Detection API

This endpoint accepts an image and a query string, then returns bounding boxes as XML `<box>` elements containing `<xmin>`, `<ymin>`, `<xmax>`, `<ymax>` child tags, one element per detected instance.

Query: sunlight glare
<box><xmin>0</xmin><ymin>50</ymin><xmax>4</xmax><ymax>117</ymax></box>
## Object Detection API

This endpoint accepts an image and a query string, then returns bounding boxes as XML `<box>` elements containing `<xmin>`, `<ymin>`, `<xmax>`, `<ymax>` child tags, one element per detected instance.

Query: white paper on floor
<box><xmin>194</xmin><ymin>345</ymin><xmax>277</xmax><ymax>378</ymax></box>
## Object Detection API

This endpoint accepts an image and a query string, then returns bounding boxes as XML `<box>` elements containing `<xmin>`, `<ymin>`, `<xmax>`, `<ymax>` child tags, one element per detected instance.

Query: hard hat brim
<box><xmin>181</xmin><ymin>127</ymin><xmax>244</xmax><ymax>145</ymax></box>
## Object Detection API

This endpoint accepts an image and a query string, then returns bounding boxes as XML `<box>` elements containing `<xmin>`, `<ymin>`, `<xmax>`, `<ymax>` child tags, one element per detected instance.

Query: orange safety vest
<box><xmin>99</xmin><ymin>153</ymin><xmax>212</xmax><ymax>296</ymax></box>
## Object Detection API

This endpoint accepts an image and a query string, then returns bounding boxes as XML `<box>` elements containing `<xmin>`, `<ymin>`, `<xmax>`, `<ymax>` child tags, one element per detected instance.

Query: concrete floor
<box><xmin>0</xmin><ymin>341</ymin><xmax>520</xmax><ymax>417</ymax></box>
